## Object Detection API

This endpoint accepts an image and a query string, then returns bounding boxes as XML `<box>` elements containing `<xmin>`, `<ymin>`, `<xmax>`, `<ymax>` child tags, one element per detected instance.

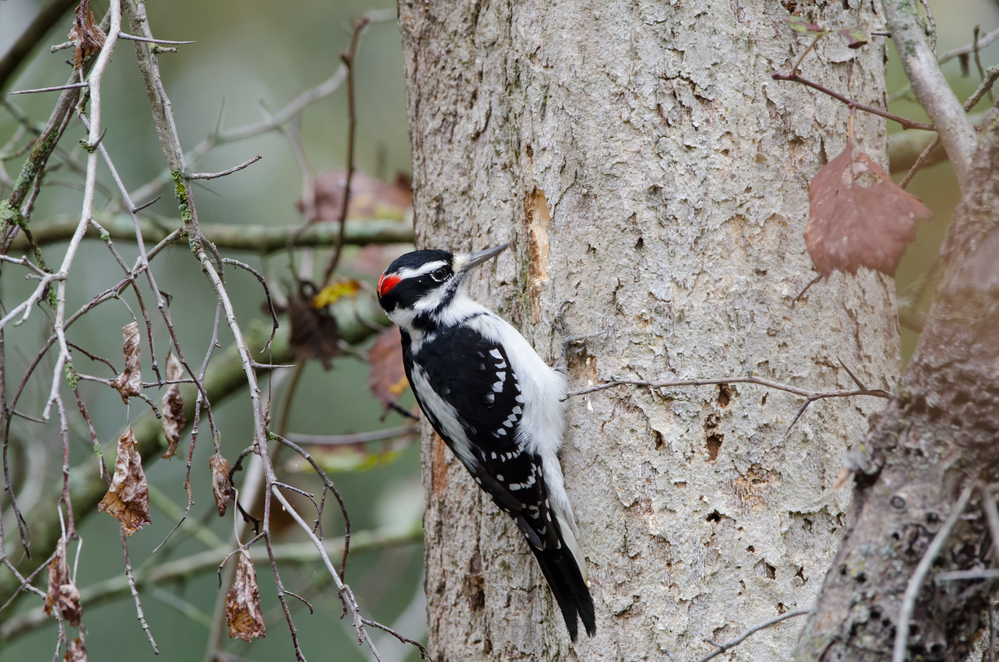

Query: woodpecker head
<box><xmin>377</xmin><ymin>244</ymin><xmax>508</xmax><ymax>328</ymax></box>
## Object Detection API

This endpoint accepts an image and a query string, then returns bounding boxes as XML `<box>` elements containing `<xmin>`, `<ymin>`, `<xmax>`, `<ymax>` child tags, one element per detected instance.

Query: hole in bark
<box><xmin>706</xmin><ymin>434</ymin><xmax>723</xmax><ymax>462</ymax></box>
<box><xmin>635</xmin><ymin>237</ymin><xmax>644</xmax><ymax>251</ymax></box>
<box><xmin>754</xmin><ymin>559</ymin><xmax>776</xmax><ymax>579</ymax></box>
<box><xmin>855</xmin><ymin>572</ymin><xmax>867</xmax><ymax>583</ymax></box>
<box><xmin>761</xmin><ymin>393</ymin><xmax>768</xmax><ymax>406</ymax></box>
<box><xmin>717</xmin><ymin>384</ymin><xmax>731</xmax><ymax>408</ymax></box>
<box><xmin>706</xmin><ymin>510</ymin><xmax>721</xmax><ymax>523</ymax></box>
<box><xmin>795</xmin><ymin>566</ymin><xmax>806</xmax><ymax>582</ymax></box>
<box><xmin>653</xmin><ymin>429</ymin><xmax>666</xmax><ymax>451</ymax></box>
<box><xmin>525</xmin><ymin>144</ymin><xmax>533</xmax><ymax>158</ymax></box>
<box><xmin>747</xmin><ymin>545</ymin><xmax>755</xmax><ymax>553</ymax></box>
<box><xmin>776</xmin><ymin>602</ymin><xmax>786</xmax><ymax>614</ymax></box>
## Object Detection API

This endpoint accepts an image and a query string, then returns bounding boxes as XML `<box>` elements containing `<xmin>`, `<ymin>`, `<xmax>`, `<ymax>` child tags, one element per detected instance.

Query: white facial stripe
<box><xmin>394</xmin><ymin>261</ymin><xmax>449</xmax><ymax>281</ymax></box>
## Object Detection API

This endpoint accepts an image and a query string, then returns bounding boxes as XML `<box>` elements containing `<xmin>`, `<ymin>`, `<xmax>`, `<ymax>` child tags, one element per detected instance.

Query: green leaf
<box><xmin>837</xmin><ymin>28</ymin><xmax>869</xmax><ymax>49</ymax></box>
<box><xmin>787</xmin><ymin>15</ymin><xmax>824</xmax><ymax>33</ymax></box>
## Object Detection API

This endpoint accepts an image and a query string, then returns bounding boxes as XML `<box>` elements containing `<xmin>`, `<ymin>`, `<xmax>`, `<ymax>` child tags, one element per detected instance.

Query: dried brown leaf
<box><xmin>67</xmin><ymin>0</ymin><xmax>105</xmax><ymax>70</ymax></box>
<box><xmin>209</xmin><ymin>451</ymin><xmax>232</xmax><ymax>517</ymax></box>
<box><xmin>98</xmin><ymin>428</ymin><xmax>151</xmax><ymax>536</ymax></box>
<box><xmin>287</xmin><ymin>284</ymin><xmax>339</xmax><ymax>370</ymax></box>
<box><xmin>368</xmin><ymin>327</ymin><xmax>409</xmax><ymax>409</ymax></box>
<box><xmin>226</xmin><ymin>553</ymin><xmax>266</xmax><ymax>641</ymax></box>
<box><xmin>110</xmin><ymin>322</ymin><xmax>141</xmax><ymax>403</ymax></box>
<box><xmin>298</xmin><ymin>170</ymin><xmax>413</xmax><ymax>223</ymax></box>
<box><xmin>805</xmin><ymin>140</ymin><xmax>933</xmax><ymax>277</ymax></box>
<box><xmin>64</xmin><ymin>638</ymin><xmax>87</xmax><ymax>662</ymax></box>
<box><xmin>44</xmin><ymin>538</ymin><xmax>82</xmax><ymax>627</ymax></box>
<box><xmin>160</xmin><ymin>353</ymin><xmax>186</xmax><ymax>459</ymax></box>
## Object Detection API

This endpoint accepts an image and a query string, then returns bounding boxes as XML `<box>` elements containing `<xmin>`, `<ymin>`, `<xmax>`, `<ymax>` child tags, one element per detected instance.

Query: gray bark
<box><xmin>398</xmin><ymin>1</ymin><xmax>899</xmax><ymax>659</ymax></box>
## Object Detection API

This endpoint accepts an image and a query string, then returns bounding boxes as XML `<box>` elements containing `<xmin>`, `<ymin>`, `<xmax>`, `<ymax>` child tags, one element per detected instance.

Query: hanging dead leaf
<box><xmin>297</xmin><ymin>170</ymin><xmax>413</xmax><ymax>223</ymax></box>
<box><xmin>110</xmin><ymin>322</ymin><xmax>142</xmax><ymax>403</ymax></box>
<box><xmin>161</xmin><ymin>353</ymin><xmax>186</xmax><ymax>459</ymax></box>
<box><xmin>67</xmin><ymin>0</ymin><xmax>106</xmax><ymax>70</ymax></box>
<box><xmin>368</xmin><ymin>327</ymin><xmax>409</xmax><ymax>410</ymax></box>
<box><xmin>45</xmin><ymin>538</ymin><xmax>82</xmax><ymax>627</ymax></box>
<box><xmin>287</xmin><ymin>282</ymin><xmax>340</xmax><ymax>370</ymax></box>
<box><xmin>226</xmin><ymin>553</ymin><xmax>266</xmax><ymax>641</ymax></box>
<box><xmin>209</xmin><ymin>451</ymin><xmax>232</xmax><ymax>517</ymax></box>
<box><xmin>64</xmin><ymin>638</ymin><xmax>87</xmax><ymax>662</ymax></box>
<box><xmin>98</xmin><ymin>428</ymin><xmax>151</xmax><ymax>536</ymax></box>
<box><xmin>805</xmin><ymin>139</ymin><xmax>933</xmax><ymax>277</ymax></box>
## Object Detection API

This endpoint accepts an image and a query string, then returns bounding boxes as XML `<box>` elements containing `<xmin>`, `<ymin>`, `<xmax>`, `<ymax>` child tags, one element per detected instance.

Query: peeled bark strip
<box><xmin>794</xmin><ymin>105</ymin><xmax>999</xmax><ymax>661</ymax></box>
<box><xmin>399</xmin><ymin>1</ymin><xmax>899</xmax><ymax>659</ymax></box>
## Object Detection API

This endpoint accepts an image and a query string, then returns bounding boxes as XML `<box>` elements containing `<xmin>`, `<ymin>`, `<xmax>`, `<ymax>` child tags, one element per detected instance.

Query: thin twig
<box><xmin>120</xmin><ymin>526</ymin><xmax>159</xmax><ymax>654</ymax></box>
<box><xmin>284</xmin><ymin>424</ymin><xmax>419</xmax><ymax>446</ymax></box>
<box><xmin>118</xmin><ymin>33</ymin><xmax>194</xmax><ymax>45</ymax></box>
<box><xmin>362</xmin><ymin>618</ymin><xmax>433</xmax><ymax>661</ymax></box>
<box><xmin>696</xmin><ymin>609</ymin><xmax>810</xmax><ymax>662</ymax></box>
<box><xmin>186</xmin><ymin>155</ymin><xmax>262</xmax><ymax>181</ymax></box>
<box><xmin>7</xmin><ymin>82</ymin><xmax>89</xmax><ymax>96</ymax></box>
<box><xmin>322</xmin><ymin>16</ymin><xmax>369</xmax><ymax>286</ymax></box>
<box><xmin>771</xmin><ymin>72</ymin><xmax>934</xmax><ymax>131</ymax></box>
<box><xmin>563</xmin><ymin>375</ymin><xmax>890</xmax><ymax>402</ymax></box>
<box><xmin>893</xmin><ymin>482</ymin><xmax>975</xmax><ymax>662</ymax></box>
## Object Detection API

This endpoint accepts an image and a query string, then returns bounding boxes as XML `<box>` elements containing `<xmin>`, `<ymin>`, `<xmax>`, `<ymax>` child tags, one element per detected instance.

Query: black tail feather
<box><xmin>529</xmin><ymin>545</ymin><xmax>596</xmax><ymax>641</ymax></box>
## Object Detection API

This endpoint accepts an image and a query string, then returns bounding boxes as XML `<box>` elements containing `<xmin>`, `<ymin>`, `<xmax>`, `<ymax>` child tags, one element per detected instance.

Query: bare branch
<box><xmin>186</xmin><ymin>155</ymin><xmax>262</xmax><ymax>181</ymax></box>
<box><xmin>880</xmin><ymin>0</ymin><xmax>977</xmax><ymax>189</ymax></box>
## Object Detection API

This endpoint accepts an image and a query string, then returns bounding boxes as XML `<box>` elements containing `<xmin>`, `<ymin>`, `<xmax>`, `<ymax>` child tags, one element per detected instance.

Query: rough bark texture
<box><xmin>794</xmin><ymin>105</ymin><xmax>999</xmax><ymax>662</ymax></box>
<box><xmin>398</xmin><ymin>1</ymin><xmax>900</xmax><ymax>659</ymax></box>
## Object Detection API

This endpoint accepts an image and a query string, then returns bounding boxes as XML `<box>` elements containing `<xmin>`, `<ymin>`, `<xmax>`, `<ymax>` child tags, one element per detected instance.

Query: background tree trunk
<box><xmin>398</xmin><ymin>1</ymin><xmax>900</xmax><ymax>659</ymax></box>
<box><xmin>793</xmin><ymin>104</ymin><xmax>999</xmax><ymax>662</ymax></box>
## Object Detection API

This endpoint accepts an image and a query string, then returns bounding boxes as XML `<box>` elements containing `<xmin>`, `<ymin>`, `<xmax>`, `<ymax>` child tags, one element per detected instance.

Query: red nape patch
<box><xmin>377</xmin><ymin>273</ymin><xmax>401</xmax><ymax>297</ymax></box>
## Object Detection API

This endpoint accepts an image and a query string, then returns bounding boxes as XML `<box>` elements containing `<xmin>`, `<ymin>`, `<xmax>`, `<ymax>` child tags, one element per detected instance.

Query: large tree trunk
<box><xmin>398</xmin><ymin>1</ymin><xmax>899</xmax><ymax>659</ymax></box>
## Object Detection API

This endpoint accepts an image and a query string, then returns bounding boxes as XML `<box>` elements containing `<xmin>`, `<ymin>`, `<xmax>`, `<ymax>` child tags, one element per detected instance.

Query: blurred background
<box><xmin>0</xmin><ymin>0</ymin><xmax>997</xmax><ymax>660</ymax></box>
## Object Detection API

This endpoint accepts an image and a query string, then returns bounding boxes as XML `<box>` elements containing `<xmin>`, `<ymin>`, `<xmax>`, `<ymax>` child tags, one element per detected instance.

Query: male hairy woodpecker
<box><xmin>376</xmin><ymin>244</ymin><xmax>596</xmax><ymax>641</ymax></box>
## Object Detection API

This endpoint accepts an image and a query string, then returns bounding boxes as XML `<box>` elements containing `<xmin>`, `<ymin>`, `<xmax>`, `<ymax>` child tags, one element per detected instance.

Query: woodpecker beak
<box><xmin>454</xmin><ymin>244</ymin><xmax>508</xmax><ymax>275</ymax></box>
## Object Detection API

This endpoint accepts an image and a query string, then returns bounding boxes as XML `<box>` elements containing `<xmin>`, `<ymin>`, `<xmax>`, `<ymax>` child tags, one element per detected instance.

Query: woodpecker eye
<box><xmin>430</xmin><ymin>267</ymin><xmax>449</xmax><ymax>282</ymax></box>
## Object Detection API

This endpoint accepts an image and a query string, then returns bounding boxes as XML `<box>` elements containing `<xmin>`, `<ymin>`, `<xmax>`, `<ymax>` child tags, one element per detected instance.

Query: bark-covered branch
<box><xmin>880</xmin><ymin>0</ymin><xmax>978</xmax><ymax>189</ymax></box>
<box><xmin>794</xmin><ymin>102</ymin><xmax>999</xmax><ymax>661</ymax></box>
<box><xmin>7</xmin><ymin>214</ymin><xmax>414</xmax><ymax>253</ymax></box>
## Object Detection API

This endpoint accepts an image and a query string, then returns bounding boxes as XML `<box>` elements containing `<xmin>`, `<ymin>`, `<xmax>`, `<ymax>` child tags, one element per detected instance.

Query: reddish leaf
<box><xmin>110</xmin><ymin>322</ymin><xmax>141</xmax><ymax>403</ymax></box>
<box><xmin>298</xmin><ymin>170</ymin><xmax>412</xmax><ymax>223</ymax></box>
<box><xmin>160</xmin><ymin>353</ymin><xmax>185</xmax><ymax>459</ymax></box>
<box><xmin>209</xmin><ymin>451</ymin><xmax>232</xmax><ymax>517</ymax></box>
<box><xmin>64</xmin><ymin>638</ymin><xmax>87</xmax><ymax>662</ymax></box>
<box><xmin>44</xmin><ymin>538</ymin><xmax>82</xmax><ymax>627</ymax></box>
<box><xmin>98</xmin><ymin>428</ymin><xmax>151</xmax><ymax>536</ymax></box>
<box><xmin>368</xmin><ymin>327</ymin><xmax>409</xmax><ymax>409</ymax></box>
<box><xmin>805</xmin><ymin>140</ymin><xmax>933</xmax><ymax>277</ymax></box>
<box><xmin>226</xmin><ymin>553</ymin><xmax>265</xmax><ymax>641</ymax></box>
<box><xmin>67</xmin><ymin>0</ymin><xmax>105</xmax><ymax>70</ymax></box>
<box><xmin>837</xmin><ymin>27</ymin><xmax>869</xmax><ymax>49</ymax></box>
